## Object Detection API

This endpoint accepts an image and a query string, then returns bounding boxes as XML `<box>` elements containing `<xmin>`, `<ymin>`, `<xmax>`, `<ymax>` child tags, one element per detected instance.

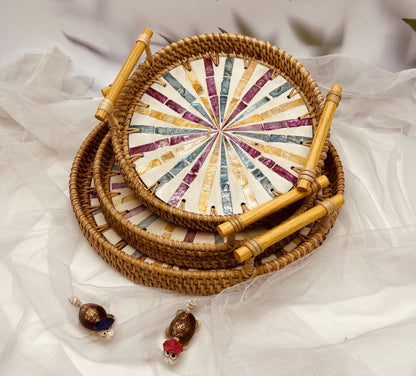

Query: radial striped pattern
<box><xmin>128</xmin><ymin>56</ymin><xmax>312</xmax><ymax>215</ymax></box>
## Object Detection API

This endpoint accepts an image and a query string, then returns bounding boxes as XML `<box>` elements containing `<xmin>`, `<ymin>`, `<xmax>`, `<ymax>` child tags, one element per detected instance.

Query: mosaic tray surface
<box><xmin>128</xmin><ymin>56</ymin><xmax>312</xmax><ymax>216</ymax></box>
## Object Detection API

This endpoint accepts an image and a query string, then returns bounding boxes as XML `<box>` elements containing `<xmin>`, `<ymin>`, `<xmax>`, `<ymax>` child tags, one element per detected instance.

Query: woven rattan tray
<box><xmin>69</xmin><ymin>122</ymin><xmax>344</xmax><ymax>295</ymax></box>
<box><xmin>109</xmin><ymin>33</ymin><xmax>326</xmax><ymax>231</ymax></box>
<box><xmin>93</xmin><ymin>131</ymin><xmax>323</xmax><ymax>269</ymax></box>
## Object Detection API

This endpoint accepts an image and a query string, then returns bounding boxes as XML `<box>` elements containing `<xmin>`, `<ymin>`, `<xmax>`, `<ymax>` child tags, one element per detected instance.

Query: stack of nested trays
<box><xmin>69</xmin><ymin>33</ymin><xmax>344</xmax><ymax>295</ymax></box>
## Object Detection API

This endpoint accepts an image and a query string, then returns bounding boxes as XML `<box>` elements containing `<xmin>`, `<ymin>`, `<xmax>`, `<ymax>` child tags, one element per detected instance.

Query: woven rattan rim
<box><xmin>70</xmin><ymin>122</ymin><xmax>344</xmax><ymax>295</ymax></box>
<box><xmin>94</xmin><ymin>131</ymin><xmax>319</xmax><ymax>269</ymax></box>
<box><xmin>110</xmin><ymin>33</ymin><xmax>326</xmax><ymax>231</ymax></box>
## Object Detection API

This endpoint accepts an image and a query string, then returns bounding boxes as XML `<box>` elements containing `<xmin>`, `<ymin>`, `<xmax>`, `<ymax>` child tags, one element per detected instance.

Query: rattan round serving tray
<box><xmin>93</xmin><ymin>131</ymin><xmax>317</xmax><ymax>269</ymax></box>
<box><xmin>111</xmin><ymin>33</ymin><xmax>325</xmax><ymax>231</ymax></box>
<box><xmin>70</xmin><ymin>122</ymin><xmax>344</xmax><ymax>295</ymax></box>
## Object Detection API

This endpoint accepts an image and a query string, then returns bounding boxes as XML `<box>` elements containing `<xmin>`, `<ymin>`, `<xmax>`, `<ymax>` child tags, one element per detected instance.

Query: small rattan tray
<box><xmin>109</xmin><ymin>33</ymin><xmax>326</xmax><ymax>231</ymax></box>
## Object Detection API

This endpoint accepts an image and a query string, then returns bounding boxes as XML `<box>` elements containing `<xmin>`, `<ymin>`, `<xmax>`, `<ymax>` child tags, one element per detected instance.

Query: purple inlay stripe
<box><xmin>183</xmin><ymin>172</ymin><xmax>198</xmax><ymax>184</ymax></box>
<box><xmin>154</xmin><ymin>138</ymin><xmax>170</xmax><ymax>148</ymax></box>
<box><xmin>259</xmin><ymin>156</ymin><xmax>275</xmax><ymax>168</ymax></box>
<box><xmin>170</xmin><ymin>133</ymin><xmax>203</xmax><ymax>146</ymax></box>
<box><xmin>255</xmin><ymin>69</ymin><xmax>273</xmax><ymax>87</ymax></box>
<box><xmin>130</xmin><ymin>141</ymin><xmax>157</xmax><ymax>155</ymax></box>
<box><xmin>204</xmin><ymin>58</ymin><xmax>214</xmax><ymax>76</ymax></box>
<box><xmin>226</xmin><ymin>123</ymin><xmax>264</xmax><ymax>132</ymax></box>
<box><xmin>264</xmin><ymin>118</ymin><xmax>312</xmax><ymax>130</ymax></box>
<box><xmin>90</xmin><ymin>191</ymin><xmax>98</xmax><ymax>199</ymax></box>
<box><xmin>206</xmin><ymin>77</ymin><xmax>217</xmax><ymax>96</ymax></box>
<box><xmin>146</xmin><ymin>87</ymin><xmax>168</xmax><ymax>103</ymax></box>
<box><xmin>131</xmin><ymin>133</ymin><xmax>206</xmax><ymax>155</ymax></box>
<box><xmin>182</xmin><ymin>111</ymin><xmax>216</xmax><ymax>129</ymax></box>
<box><xmin>166</xmin><ymin>99</ymin><xmax>186</xmax><ymax>114</ymax></box>
<box><xmin>124</xmin><ymin>205</ymin><xmax>147</xmax><ymax>219</ymax></box>
<box><xmin>184</xmin><ymin>229</ymin><xmax>198</xmax><ymax>243</ymax></box>
<box><xmin>224</xmin><ymin>70</ymin><xmax>273</xmax><ymax>127</ymax></box>
<box><xmin>241</xmin><ymin>85</ymin><xmax>261</xmax><ymax>104</ymax></box>
<box><xmin>111</xmin><ymin>182</ymin><xmax>128</xmax><ymax>190</ymax></box>
<box><xmin>190</xmin><ymin>135</ymin><xmax>218</xmax><ymax>173</ymax></box>
<box><xmin>167</xmin><ymin>135</ymin><xmax>218</xmax><ymax>207</ymax></box>
<box><xmin>226</xmin><ymin>134</ymin><xmax>261</xmax><ymax>158</ymax></box>
<box><xmin>168</xmin><ymin>182</ymin><xmax>189</xmax><ymax>206</ymax></box>
<box><xmin>272</xmin><ymin>164</ymin><xmax>297</xmax><ymax>185</ymax></box>
<box><xmin>210</xmin><ymin>95</ymin><xmax>220</xmax><ymax>124</ymax></box>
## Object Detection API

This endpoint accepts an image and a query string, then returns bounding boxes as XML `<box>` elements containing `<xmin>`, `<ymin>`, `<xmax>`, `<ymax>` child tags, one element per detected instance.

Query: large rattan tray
<box><xmin>69</xmin><ymin>122</ymin><xmax>344</xmax><ymax>295</ymax></box>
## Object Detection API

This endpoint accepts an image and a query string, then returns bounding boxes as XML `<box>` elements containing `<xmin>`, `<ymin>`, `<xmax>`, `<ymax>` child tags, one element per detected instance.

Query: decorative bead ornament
<box><xmin>163</xmin><ymin>298</ymin><xmax>199</xmax><ymax>363</ymax></box>
<box><xmin>68</xmin><ymin>297</ymin><xmax>115</xmax><ymax>340</ymax></box>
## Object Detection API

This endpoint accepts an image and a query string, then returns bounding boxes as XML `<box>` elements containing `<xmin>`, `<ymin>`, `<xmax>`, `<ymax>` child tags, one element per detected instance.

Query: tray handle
<box><xmin>95</xmin><ymin>28</ymin><xmax>153</xmax><ymax>122</ymax></box>
<box><xmin>297</xmin><ymin>84</ymin><xmax>342</xmax><ymax>192</ymax></box>
<box><xmin>218</xmin><ymin>175</ymin><xmax>329</xmax><ymax>238</ymax></box>
<box><xmin>235</xmin><ymin>194</ymin><xmax>344</xmax><ymax>276</ymax></box>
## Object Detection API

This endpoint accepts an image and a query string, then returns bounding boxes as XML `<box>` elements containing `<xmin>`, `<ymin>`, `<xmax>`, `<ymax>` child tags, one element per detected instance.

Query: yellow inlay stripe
<box><xmin>197</xmin><ymin>137</ymin><xmax>221</xmax><ymax>214</ymax></box>
<box><xmin>162</xmin><ymin>222</ymin><xmax>176</xmax><ymax>239</ymax></box>
<box><xmin>135</xmin><ymin>159</ymin><xmax>162</xmax><ymax>175</ymax></box>
<box><xmin>223</xmin><ymin>62</ymin><xmax>257</xmax><ymax>123</ymax></box>
<box><xmin>112</xmin><ymin>194</ymin><xmax>138</xmax><ymax>206</ymax></box>
<box><xmin>236</xmin><ymin>136</ymin><xmax>307</xmax><ymax>165</ymax></box>
<box><xmin>135</xmin><ymin>106</ymin><xmax>209</xmax><ymax>130</ymax></box>
<box><xmin>224</xmin><ymin>138</ymin><xmax>258</xmax><ymax>208</ymax></box>
<box><xmin>184</xmin><ymin>67</ymin><xmax>218</xmax><ymax>128</ymax></box>
<box><xmin>227</xmin><ymin>98</ymin><xmax>304</xmax><ymax>129</ymax></box>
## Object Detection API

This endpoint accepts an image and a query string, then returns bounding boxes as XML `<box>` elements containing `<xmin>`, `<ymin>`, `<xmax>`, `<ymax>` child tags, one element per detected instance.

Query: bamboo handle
<box><xmin>297</xmin><ymin>85</ymin><xmax>342</xmax><ymax>192</ymax></box>
<box><xmin>234</xmin><ymin>194</ymin><xmax>344</xmax><ymax>263</ymax></box>
<box><xmin>217</xmin><ymin>175</ymin><xmax>329</xmax><ymax>237</ymax></box>
<box><xmin>95</xmin><ymin>28</ymin><xmax>153</xmax><ymax>122</ymax></box>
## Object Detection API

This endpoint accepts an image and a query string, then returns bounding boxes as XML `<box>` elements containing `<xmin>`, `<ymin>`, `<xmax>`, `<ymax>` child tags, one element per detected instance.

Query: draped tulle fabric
<box><xmin>1</xmin><ymin>47</ymin><xmax>415</xmax><ymax>375</ymax></box>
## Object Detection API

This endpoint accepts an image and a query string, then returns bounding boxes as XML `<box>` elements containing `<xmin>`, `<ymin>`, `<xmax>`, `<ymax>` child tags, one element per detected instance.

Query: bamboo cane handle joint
<box><xmin>326</xmin><ymin>85</ymin><xmax>342</xmax><ymax>107</ymax></box>
<box><xmin>234</xmin><ymin>194</ymin><xmax>344</xmax><ymax>263</ymax></box>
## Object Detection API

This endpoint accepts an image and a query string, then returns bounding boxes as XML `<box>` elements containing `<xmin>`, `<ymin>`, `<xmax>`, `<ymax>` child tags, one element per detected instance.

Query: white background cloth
<box><xmin>1</xmin><ymin>1</ymin><xmax>416</xmax><ymax>375</ymax></box>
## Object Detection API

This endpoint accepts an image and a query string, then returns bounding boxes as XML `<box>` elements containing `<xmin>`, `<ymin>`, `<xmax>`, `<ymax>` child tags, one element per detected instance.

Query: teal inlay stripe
<box><xmin>226</xmin><ymin>81</ymin><xmax>293</xmax><ymax>128</ymax></box>
<box><xmin>251</xmin><ymin>168</ymin><xmax>276</xmax><ymax>198</ymax></box>
<box><xmin>163</xmin><ymin>72</ymin><xmax>215</xmax><ymax>126</ymax></box>
<box><xmin>231</xmin><ymin>131</ymin><xmax>270</xmax><ymax>142</ymax></box>
<box><xmin>230</xmin><ymin>132</ymin><xmax>312</xmax><ymax>145</ymax></box>
<box><xmin>137</xmin><ymin>213</ymin><xmax>159</xmax><ymax>229</ymax></box>
<box><xmin>185</xmin><ymin>138</ymin><xmax>213</xmax><ymax>164</ymax></box>
<box><xmin>155</xmin><ymin>138</ymin><xmax>212</xmax><ymax>193</ymax></box>
<box><xmin>270</xmin><ymin>135</ymin><xmax>312</xmax><ymax>144</ymax></box>
<box><xmin>214</xmin><ymin>232</ymin><xmax>225</xmax><ymax>243</ymax></box>
<box><xmin>129</xmin><ymin>125</ymin><xmax>208</xmax><ymax>135</ymax></box>
<box><xmin>231</xmin><ymin>97</ymin><xmax>270</xmax><ymax>125</ymax></box>
<box><xmin>229</xmin><ymin>139</ymin><xmax>277</xmax><ymax>198</ymax></box>
<box><xmin>220</xmin><ymin>57</ymin><xmax>234</xmax><ymax>122</ymax></box>
<box><xmin>170</xmin><ymin>159</ymin><xmax>188</xmax><ymax>175</ymax></box>
<box><xmin>132</xmin><ymin>250</ymin><xmax>143</xmax><ymax>258</ymax></box>
<box><xmin>156</xmin><ymin>172</ymin><xmax>174</xmax><ymax>192</ymax></box>
<box><xmin>220</xmin><ymin>137</ymin><xmax>233</xmax><ymax>214</ymax></box>
<box><xmin>229</xmin><ymin>139</ymin><xmax>255</xmax><ymax>169</ymax></box>
<box><xmin>269</xmin><ymin>81</ymin><xmax>292</xmax><ymax>97</ymax></box>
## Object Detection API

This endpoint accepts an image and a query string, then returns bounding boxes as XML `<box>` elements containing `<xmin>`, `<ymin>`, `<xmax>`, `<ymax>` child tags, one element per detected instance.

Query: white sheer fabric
<box><xmin>1</xmin><ymin>29</ymin><xmax>416</xmax><ymax>376</ymax></box>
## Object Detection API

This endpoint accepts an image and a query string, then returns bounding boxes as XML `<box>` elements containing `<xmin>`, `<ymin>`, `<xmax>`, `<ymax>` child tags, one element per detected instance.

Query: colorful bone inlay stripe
<box><xmin>129</xmin><ymin>56</ymin><xmax>313</xmax><ymax>215</ymax></box>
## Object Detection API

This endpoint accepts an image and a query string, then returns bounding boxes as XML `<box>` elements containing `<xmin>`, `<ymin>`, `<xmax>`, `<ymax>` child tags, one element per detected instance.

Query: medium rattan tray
<box><xmin>93</xmin><ymin>131</ymin><xmax>323</xmax><ymax>269</ymax></box>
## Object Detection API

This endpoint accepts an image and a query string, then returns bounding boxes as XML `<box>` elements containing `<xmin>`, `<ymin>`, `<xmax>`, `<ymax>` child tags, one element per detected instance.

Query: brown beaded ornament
<box><xmin>163</xmin><ymin>298</ymin><xmax>199</xmax><ymax>364</ymax></box>
<box><xmin>69</xmin><ymin>297</ymin><xmax>115</xmax><ymax>340</ymax></box>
